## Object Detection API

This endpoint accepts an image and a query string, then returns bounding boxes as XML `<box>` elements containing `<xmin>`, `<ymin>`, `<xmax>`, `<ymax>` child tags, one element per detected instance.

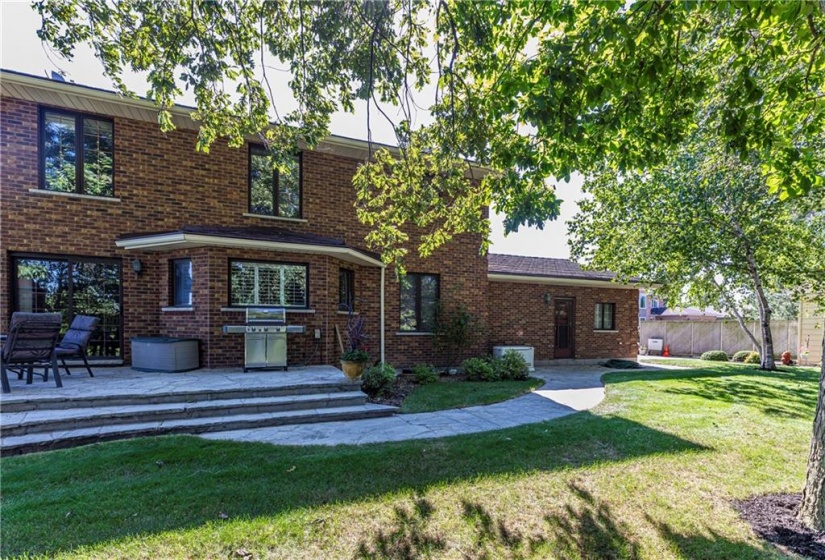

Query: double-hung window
<box><xmin>595</xmin><ymin>303</ymin><xmax>616</xmax><ymax>330</ymax></box>
<box><xmin>171</xmin><ymin>259</ymin><xmax>193</xmax><ymax>307</ymax></box>
<box><xmin>230</xmin><ymin>261</ymin><xmax>308</xmax><ymax>308</ymax></box>
<box><xmin>248</xmin><ymin>146</ymin><xmax>301</xmax><ymax>218</ymax></box>
<box><xmin>400</xmin><ymin>273</ymin><xmax>439</xmax><ymax>332</ymax></box>
<box><xmin>40</xmin><ymin>108</ymin><xmax>114</xmax><ymax>197</ymax></box>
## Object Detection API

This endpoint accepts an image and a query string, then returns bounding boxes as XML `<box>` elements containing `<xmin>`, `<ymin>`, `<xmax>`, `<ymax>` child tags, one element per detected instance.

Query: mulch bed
<box><xmin>367</xmin><ymin>372</ymin><xmax>469</xmax><ymax>407</ymax></box>
<box><xmin>734</xmin><ymin>493</ymin><xmax>825</xmax><ymax>559</ymax></box>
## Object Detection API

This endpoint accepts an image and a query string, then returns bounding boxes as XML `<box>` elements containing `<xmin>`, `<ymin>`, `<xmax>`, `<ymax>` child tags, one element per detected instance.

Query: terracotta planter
<box><xmin>341</xmin><ymin>360</ymin><xmax>368</xmax><ymax>380</ymax></box>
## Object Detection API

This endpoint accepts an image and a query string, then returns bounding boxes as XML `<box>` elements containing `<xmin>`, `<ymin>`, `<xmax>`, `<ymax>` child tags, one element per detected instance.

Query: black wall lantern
<box><xmin>543</xmin><ymin>293</ymin><xmax>552</xmax><ymax>306</ymax></box>
<box><xmin>131</xmin><ymin>258</ymin><xmax>143</xmax><ymax>276</ymax></box>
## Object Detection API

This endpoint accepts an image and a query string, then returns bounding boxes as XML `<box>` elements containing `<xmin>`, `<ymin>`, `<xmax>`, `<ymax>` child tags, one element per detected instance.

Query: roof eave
<box><xmin>487</xmin><ymin>272</ymin><xmax>639</xmax><ymax>289</ymax></box>
<box><xmin>115</xmin><ymin>232</ymin><xmax>386</xmax><ymax>268</ymax></box>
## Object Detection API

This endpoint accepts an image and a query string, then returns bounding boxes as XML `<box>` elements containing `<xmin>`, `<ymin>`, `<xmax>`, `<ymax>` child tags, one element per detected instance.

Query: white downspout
<box><xmin>380</xmin><ymin>266</ymin><xmax>386</xmax><ymax>364</ymax></box>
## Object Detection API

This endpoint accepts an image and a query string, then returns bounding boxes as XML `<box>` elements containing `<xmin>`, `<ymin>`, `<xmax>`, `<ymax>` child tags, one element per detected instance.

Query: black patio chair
<box><xmin>55</xmin><ymin>315</ymin><xmax>100</xmax><ymax>377</ymax></box>
<box><xmin>1</xmin><ymin>312</ymin><xmax>63</xmax><ymax>393</ymax></box>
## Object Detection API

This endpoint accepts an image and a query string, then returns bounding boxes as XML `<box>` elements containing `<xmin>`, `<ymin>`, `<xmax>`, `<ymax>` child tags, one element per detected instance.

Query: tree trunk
<box><xmin>734</xmin><ymin>221</ymin><xmax>776</xmax><ymax>369</ymax></box>
<box><xmin>752</xmin><ymin>280</ymin><xmax>777</xmax><ymax>370</ymax></box>
<box><xmin>798</xmin><ymin>335</ymin><xmax>825</xmax><ymax>529</ymax></box>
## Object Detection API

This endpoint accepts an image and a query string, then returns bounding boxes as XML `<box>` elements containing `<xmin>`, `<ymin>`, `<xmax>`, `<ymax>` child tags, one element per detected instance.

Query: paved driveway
<box><xmin>201</xmin><ymin>366</ymin><xmax>607</xmax><ymax>446</ymax></box>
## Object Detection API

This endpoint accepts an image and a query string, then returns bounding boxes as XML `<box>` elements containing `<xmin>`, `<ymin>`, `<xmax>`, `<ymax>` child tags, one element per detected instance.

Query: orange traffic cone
<box><xmin>663</xmin><ymin>345</ymin><xmax>670</xmax><ymax>357</ymax></box>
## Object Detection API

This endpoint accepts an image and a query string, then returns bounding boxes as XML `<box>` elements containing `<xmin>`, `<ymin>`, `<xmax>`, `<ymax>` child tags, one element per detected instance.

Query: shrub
<box><xmin>433</xmin><ymin>300</ymin><xmax>486</xmax><ymax>368</ymax></box>
<box><xmin>743</xmin><ymin>351</ymin><xmax>760</xmax><ymax>364</ymax></box>
<box><xmin>341</xmin><ymin>348</ymin><xmax>370</xmax><ymax>362</ymax></box>
<box><xmin>732</xmin><ymin>350</ymin><xmax>751</xmax><ymax>363</ymax></box>
<box><xmin>412</xmin><ymin>363</ymin><xmax>439</xmax><ymax>385</ymax></box>
<box><xmin>361</xmin><ymin>363</ymin><xmax>397</xmax><ymax>397</ymax></box>
<box><xmin>493</xmin><ymin>351</ymin><xmax>529</xmax><ymax>380</ymax></box>
<box><xmin>700</xmin><ymin>350</ymin><xmax>729</xmax><ymax>362</ymax></box>
<box><xmin>462</xmin><ymin>357</ymin><xmax>498</xmax><ymax>381</ymax></box>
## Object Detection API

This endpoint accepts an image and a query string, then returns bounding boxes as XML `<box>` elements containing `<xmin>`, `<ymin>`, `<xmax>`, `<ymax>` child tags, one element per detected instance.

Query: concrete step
<box><xmin>1</xmin><ymin>404</ymin><xmax>399</xmax><ymax>455</ymax></box>
<box><xmin>1</xmin><ymin>391</ymin><xmax>369</xmax><ymax>437</ymax></box>
<box><xmin>0</xmin><ymin>381</ymin><xmax>359</xmax><ymax>413</ymax></box>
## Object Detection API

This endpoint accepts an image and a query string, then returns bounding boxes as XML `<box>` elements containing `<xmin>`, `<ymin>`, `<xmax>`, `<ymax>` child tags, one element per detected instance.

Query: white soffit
<box><xmin>116</xmin><ymin>233</ymin><xmax>385</xmax><ymax>268</ymax></box>
<box><xmin>487</xmin><ymin>273</ymin><xmax>638</xmax><ymax>290</ymax></box>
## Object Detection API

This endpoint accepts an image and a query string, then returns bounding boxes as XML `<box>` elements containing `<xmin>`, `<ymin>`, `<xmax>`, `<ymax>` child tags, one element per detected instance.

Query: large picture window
<box><xmin>595</xmin><ymin>303</ymin><xmax>616</xmax><ymax>330</ymax></box>
<box><xmin>400</xmin><ymin>273</ymin><xmax>439</xmax><ymax>332</ymax></box>
<box><xmin>40</xmin><ymin>108</ymin><xmax>114</xmax><ymax>197</ymax></box>
<box><xmin>230</xmin><ymin>261</ymin><xmax>308</xmax><ymax>307</ymax></box>
<box><xmin>248</xmin><ymin>146</ymin><xmax>301</xmax><ymax>218</ymax></box>
<box><xmin>12</xmin><ymin>254</ymin><xmax>122</xmax><ymax>358</ymax></box>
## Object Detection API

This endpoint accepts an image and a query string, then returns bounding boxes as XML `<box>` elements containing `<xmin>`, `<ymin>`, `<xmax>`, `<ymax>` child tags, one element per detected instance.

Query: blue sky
<box><xmin>1</xmin><ymin>1</ymin><xmax>583</xmax><ymax>258</ymax></box>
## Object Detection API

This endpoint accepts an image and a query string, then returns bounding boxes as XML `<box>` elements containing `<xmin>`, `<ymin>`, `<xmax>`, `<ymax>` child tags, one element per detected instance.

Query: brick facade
<box><xmin>0</xmin><ymin>91</ymin><xmax>490</xmax><ymax>368</ymax></box>
<box><xmin>487</xmin><ymin>281</ymin><xmax>638</xmax><ymax>361</ymax></box>
<box><xmin>1</xmin><ymin>76</ymin><xmax>635</xmax><ymax>370</ymax></box>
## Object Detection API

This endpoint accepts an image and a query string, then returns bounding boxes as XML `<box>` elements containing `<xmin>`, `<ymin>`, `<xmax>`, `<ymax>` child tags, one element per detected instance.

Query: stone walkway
<box><xmin>201</xmin><ymin>367</ymin><xmax>606</xmax><ymax>446</ymax></box>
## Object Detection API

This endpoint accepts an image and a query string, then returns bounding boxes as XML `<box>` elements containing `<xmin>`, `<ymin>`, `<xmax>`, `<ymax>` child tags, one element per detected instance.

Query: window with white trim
<box><xmin>230</xmin><ymin>261</ymin><xmax>308</xmax><ymax>307</ymax></box>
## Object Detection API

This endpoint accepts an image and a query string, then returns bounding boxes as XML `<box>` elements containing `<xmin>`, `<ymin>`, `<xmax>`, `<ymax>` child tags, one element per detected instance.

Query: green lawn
<box><xmin>399</xmin><ymin>377</ymin><xmax>544</xmax><ymax>413</ymax></box>
<box><xmin>1</xmin><ymin>361</ymin><xmax>818</xmax><ymax>559</ymax></box>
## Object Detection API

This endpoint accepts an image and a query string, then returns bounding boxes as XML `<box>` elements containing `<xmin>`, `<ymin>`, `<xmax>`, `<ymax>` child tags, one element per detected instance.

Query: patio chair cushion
<box><xmin>3</xmin><ymin>313</ymin><xmax>61</xmax><ymax>362</ymax></box>
<box><xmin>56</xmin><ymin>315</ymin><xmax>99</xmax><ymax>354</ymax></box>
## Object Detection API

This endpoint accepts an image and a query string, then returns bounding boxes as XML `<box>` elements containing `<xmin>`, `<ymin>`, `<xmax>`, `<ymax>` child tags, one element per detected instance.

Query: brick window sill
<box><xmin>161</xmin><ymin>306</ymin><xmax>194</xmax><ymax>312</ymax></box>
<box><xmin>243</xmin><ymin>213</ymin><xmax>308</xmax><ymax>224</ymax></box>
<box><xmin>220</xmin><ymin>307</ymin><xmax>316</xmax><ymax>314</ymax></box>
<box><xmin>337</xmin><ymin>311</ymin><xmax>359</xmax><ymax>315</ymax></box>
<box><xmin>28</xmin><ymin>188</ymin><xmax>121</xmax><ymax>203</ymax></box>
<box><xmin>395</xmin><ymin>331</ymin><xmax>434</xmax><ymax>336</ymax></box>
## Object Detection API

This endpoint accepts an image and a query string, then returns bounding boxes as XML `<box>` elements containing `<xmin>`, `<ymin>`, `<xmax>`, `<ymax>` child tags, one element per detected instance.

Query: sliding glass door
<box><xmin>12</xmin><ymin>254</ymin><xmax>122</xmax><ymax>358</ymax></box>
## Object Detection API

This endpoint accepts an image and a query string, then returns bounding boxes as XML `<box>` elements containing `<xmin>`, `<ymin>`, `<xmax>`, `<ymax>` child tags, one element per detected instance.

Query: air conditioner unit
<box><xmin>492</xmin><ymin>346</ymin><xmax>535</xmax><ymax>371</ymax></box>
<box><xmin>647</xmin><ymin>338</ymin><xmax>664</xmax><ymax>355</ymax></box>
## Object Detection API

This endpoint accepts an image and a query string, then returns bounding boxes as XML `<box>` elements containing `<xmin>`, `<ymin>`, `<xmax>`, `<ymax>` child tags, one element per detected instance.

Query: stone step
<box><xmin>0</xmin><ymin>381</ymin><xmax>359</xmax><ymax>413</ymax></box>
<box><xmin>1</xmin><ymin>404</ymin><xmax>399</xmax><ymax>455</ymax></box>
<box><xmin>1</xmin><ymin>391</ymin><xmax>369</xmax><ymax>437</ymax></box>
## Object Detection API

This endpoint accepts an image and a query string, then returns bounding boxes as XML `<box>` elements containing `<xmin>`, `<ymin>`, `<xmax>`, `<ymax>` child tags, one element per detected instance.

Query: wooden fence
<box><xmin>639</xmin><ymin>319</ymin><xmax>799</xmax><ymax>358</ymax></box>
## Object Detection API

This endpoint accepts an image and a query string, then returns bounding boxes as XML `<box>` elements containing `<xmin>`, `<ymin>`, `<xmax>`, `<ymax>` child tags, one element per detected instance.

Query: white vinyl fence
<box><xmin>639</xmin><ymin>320</ymin><xmax>798</xmax><ymax>358</ymax></box>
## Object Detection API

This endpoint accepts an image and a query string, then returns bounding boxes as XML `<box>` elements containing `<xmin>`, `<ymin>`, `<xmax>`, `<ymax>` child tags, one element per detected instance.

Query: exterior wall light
<box><xmin>543</xmin><ymin>293</ymin><xmax>552</xmax><ymax>306</ymax></box>
<box><xmin>131</xmin><ymin>258</ymin><xmax>143</xmax><ymax>276</ymax></box>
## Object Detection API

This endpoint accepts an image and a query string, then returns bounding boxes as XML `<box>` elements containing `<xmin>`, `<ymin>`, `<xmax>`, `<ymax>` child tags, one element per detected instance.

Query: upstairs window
<box><xmin>639</xmin><ymin>295</ymin><xmax>647</xmax><ymax>309</ymax></box>
<box><xmin>339</xmin><ymin>268</ymin><xmax>355</xmax><ymax>311</ymax></box>
<box><xmin>171</xmin><ymin>259</ymin><xmax>193</xmax><ymax>307</ymax></box>
<box><xmin>400</xmin><ymin>273</ymin><xmax>439</xmax><ymax>332</ymax></box>
<box><xmin>230</xmin><ymin>261</ymin><xmax>308</xmax><ymax>308</ymax></box>
<box><xmin>249</xmin><ymin>146</ymin><xmax>301</xmax><ymax>218</ymax></box>
<box><xmin>40</xmin><ymin>108</ymin><xmax>114</xmax><ymax>197</ymax></box>
<box><xmin>595</xmin><ymin>303</ymin><xmax>616</xmax><ymax>330</ymax></box>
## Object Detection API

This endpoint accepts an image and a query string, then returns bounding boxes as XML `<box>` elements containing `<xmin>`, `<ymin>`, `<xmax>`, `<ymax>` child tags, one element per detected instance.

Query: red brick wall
<box><xmin>0</xmin><ymin>95</ymin><xmax>487</xmax><ymax>368</ymax></box>
<box><xmin>487</xmin><ymin>282</ymin><xmax>638</xmax><ymax>361</ymax></box>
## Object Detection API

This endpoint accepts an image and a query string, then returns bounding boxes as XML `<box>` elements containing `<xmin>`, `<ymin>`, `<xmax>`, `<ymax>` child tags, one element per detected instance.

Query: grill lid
<box><xmin>246</xmin><ymin>307</ymin><xmax>286</xmax><ymax>324</ymax></box>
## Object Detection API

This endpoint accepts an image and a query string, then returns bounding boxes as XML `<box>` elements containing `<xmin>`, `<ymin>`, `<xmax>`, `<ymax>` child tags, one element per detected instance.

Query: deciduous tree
<box><xmin>35</xmin><ymin>0</ymin><xmax>825</xmax><ymax>264</ymax></box>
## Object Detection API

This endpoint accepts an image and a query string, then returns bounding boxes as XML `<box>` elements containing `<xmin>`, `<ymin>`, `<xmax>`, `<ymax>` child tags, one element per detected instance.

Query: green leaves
<box><xmin>33</xmin><ymin>0</ymin><xmax>825</xmax><ymax>267</ymax></box>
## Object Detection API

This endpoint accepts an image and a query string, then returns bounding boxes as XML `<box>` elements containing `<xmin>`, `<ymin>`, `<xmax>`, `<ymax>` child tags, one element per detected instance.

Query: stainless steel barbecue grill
<box><xmin>222</xmin><ymin>308</ymin><xmax>306</xmax><ymax>371</ymax></box>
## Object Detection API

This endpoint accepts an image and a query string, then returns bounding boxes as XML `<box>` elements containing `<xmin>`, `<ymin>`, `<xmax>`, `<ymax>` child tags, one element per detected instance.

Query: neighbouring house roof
<box><xmin>487</xmin><ymin>254</ymin><xmax>638</xmax><ymax>289</ymax></box>
<box><xmin>653</xmin><ymin>307</ymin><xmax>728</xmax><ymax>321</ymax></box>
<box><xmin>116</xmin><ymin>225</ymin><xmax>384</xmax><ymax>267</ymax></box>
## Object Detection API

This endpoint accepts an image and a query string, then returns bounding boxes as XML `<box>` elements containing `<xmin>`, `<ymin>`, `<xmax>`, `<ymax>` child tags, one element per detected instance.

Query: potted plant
<box><xmin>341</xmin><ymin>311</ymin><xmax>370</xmax><ymax>380</ymax></box>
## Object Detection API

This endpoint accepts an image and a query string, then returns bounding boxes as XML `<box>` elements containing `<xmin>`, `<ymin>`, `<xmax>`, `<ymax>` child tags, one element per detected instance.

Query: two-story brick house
<box><xmin>1</xmin><ymin>69</ymin><xmax>637</xmax><ymax>369</ymax></box>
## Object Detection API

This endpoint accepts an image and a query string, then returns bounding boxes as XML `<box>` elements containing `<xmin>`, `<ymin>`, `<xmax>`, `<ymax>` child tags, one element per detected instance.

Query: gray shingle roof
<box><xmin>488</xmin><ymin>254</ymin><xmax>618</xmax><ymax>282</ymax></box>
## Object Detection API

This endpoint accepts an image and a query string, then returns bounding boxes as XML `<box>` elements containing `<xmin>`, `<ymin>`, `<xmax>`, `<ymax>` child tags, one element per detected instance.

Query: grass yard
<box><xmin>1</xmin><ymin>361</ymin><xmax>819</xmax><ymax>559</ymax></box>
<box><xmin>399</xmin><ymin>377</ymin><xmax>544</xmax><ymax>413</ymax></box>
